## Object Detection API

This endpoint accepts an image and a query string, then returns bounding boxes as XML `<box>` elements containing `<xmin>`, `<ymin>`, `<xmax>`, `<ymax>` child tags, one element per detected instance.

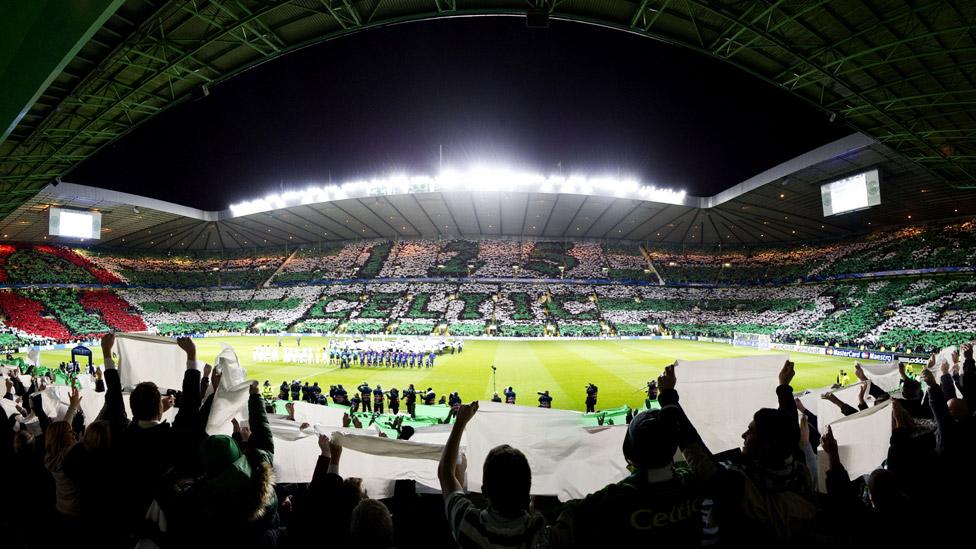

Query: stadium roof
<box><xmin>3</xmin><ymin>1</ymin><xmax>976</xmax><ymax>244</ymax></box>
<box><xmin>2</xmin><ymin>132</ymin><xmax>972</xmax><ymax>250</ymax></box>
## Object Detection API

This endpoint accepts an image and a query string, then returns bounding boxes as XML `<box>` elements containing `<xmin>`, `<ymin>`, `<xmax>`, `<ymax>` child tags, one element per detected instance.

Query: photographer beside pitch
<box><xmin>584</xmin><ymin>383</ymin><xmax>598</xmax><ymax>413</ymax></box>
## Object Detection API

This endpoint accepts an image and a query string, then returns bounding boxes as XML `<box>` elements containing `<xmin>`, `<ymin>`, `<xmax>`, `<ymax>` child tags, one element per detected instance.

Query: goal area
<box><xmin>732</xmin><ymin>332</ymin><xmax>772</xmax><ymax>350</ymax></box>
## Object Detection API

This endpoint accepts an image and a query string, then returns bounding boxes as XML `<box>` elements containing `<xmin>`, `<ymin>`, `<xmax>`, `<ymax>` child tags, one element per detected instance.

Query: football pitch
<box><xmin>20</xmin><ymin>336</ymin><xmax>878</xmax><ymax>412</ymax></box>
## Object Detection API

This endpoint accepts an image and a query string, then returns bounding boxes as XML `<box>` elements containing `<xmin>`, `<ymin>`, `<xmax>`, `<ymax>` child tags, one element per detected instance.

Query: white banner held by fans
<box><xmin>557</xmin><ymin>425</ymin><xmax>630</xmax><ymax>501</ymax></box>
<box><xmin>27</xmin><ymin>347</ymin><xmax>41</xmax><ymax>367</ymax></box>
<box><xmin>114</xmin><ymin>333</ymin><xmax>188</xmax><ymax>390</ymax></box>
<box><xmin>817</xmin><ymin>399</ymin><xmax>892</xmax><ymax>492</ymax></box>
<box><xmin>0</xmin><ymin>396</ymin><xmax>19</xmax><ymax>417</ymax></box>
<box><xmin>464</xmin><ymin>401</ymin><xmax>583</xmax><ymax>496</ymax></box>
<box><xmin>674</xmin><ymin>354</ymin><xmax>787</xmax><ymax>453</ymax></box>
<box><xmin>929</xmin><ymin>346</ymin><xmax>963</xmax><ymax>398</ymax></box>
<box><xmin>215</xmin><ymin>344</ymin><xmax>247</xmax><ymax>388</ymax></box>
<box><xmin>40</xmin><ymin>386</ymin><xmax>107</xmax><ymax>426</ymax></box>
<box><xmin>272</xmin><ymin>434</ymin><xmax>321</xmax><ymax>484</ymax></box>
<box><xmin>75</xmin><ymin>373</ymin><xmax>94</xmax><ymax>390</ymax></box>
<box><xmin>39</xmin><ymin>385</ymin><xmax>70</xmax><ymax>421</ymax></box>
<box><xmin>205</xmin><ymin>344</ymin><xmax>252</xmax><ymax>436</ymax></box>
<box><xmin>332</xmin><ymin>432</ymin><xmax>447</xmax><ymax>500</ymax></box>
<box><xmin>271</xmin><ymin>425</ymin><xmax>377</xmax><ymax>485</ymax></box>
<box><xmin>205</xmin><ymin>380</ymin><xmax>252</xmax><ymax>436</ymax></box>
<box><xmin>291</xmin><ymin>401</ymin><xmax>347</xmax><ymax>427</ymax></box>
<box><xmin>797</xmin><ymin>385</ymin><xmax>833</xmax><ymax>416</ymax></box>
<box><xmin>268</xmin><ymin>410</ymin><xmax>629</xmax><ymax>502</ymax></box>
<box><xmin>817</xmin><ymin>383</ymin><xmax>864</xmax><ymax>427</ymax></box>
<box><xmin>859</xmin><ymin>361</ymin><xmax>901</xmax><ymax>392</ymax></box>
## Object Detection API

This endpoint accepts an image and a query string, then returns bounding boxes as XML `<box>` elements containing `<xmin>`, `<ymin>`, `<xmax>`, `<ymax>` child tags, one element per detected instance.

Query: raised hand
<box><xmin>329</xmin><ymin>436</ymin><xmax>343</xmax><ymax>462</ymax></box>
<box><xmin>794</xmin><ymin>397</ymin><xmax>807</xmax><ymax>414</ymax></box>
<box><xmin>820</xmin><ymin>426</ymin><xmax>838</xmax><ymax>458</ymax></box>
<box><xmin>286</xmin><ymin>402</ymin><xmax>296</xmax><ymax>420</ymax></box>
<box><xmin>161</xmin><ymin>395</ymin><xmax>175</xmax><ymax>412</ymax></box>
<box><xmin>799</xmin><ymin>414</ymin><xmax>810</xmax><ymax>447</ymax></box>
<box><xmin>176</xmin><ymin>336</ymin><xmax>196</xmax><ymax>361</ymax></box>
<box><xmin>101</xmin><ymin>333</ymin><xmax>115</xmax><ymax>355</ymax></box>
<box><xmin>921</xmin><ymin>368</ymin><xmax>936</xmax><ymax>386</ymax></box>
<box><xmin>963</xmin><ymin>343</ymin><xmax>973</xmax><ymax>361</ymax></box>
<box><xmin>779</xmin><ymin>360</ymin><xmax>796</xmax><ymax>386</ymax></box>
<box><xmin>69</xmin><ymin>386</ymin><xmax>82</xmax><ymax>408</ymax></box>
<box><xmin>342</xmin><ymin>413</ymin><xmax>350</xmax><ymax>428</ymax></box>
<box><xmin>318</xmin><ymin>434</ymin><xmax>332</xmax><ymax>455</ymax></box>
<box><xmin>455</xmin><ymin>401</ymin><xmax>479</xmax><ymax>425</ymax></box>
<box><xmin>203</xmin><ymin>364</ymin><xmax>213</xmax><ymax>379</ymax></box>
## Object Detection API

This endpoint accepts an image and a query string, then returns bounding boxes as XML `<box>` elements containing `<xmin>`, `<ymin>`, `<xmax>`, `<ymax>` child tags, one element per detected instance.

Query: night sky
<box><xmin>68</xmin><ymin>17</ymin><xmax>849</xmax><ymax>211</ymax></box>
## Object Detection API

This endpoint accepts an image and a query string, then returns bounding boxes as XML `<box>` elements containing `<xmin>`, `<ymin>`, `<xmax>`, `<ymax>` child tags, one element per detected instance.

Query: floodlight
<box><xmin>228</xmin><ymin>166</ymin><xmax>687</xmax><ymax>217</ymax></box>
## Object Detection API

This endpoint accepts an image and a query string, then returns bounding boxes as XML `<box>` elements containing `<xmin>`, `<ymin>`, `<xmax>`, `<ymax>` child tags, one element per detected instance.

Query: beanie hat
<box><xmin>198</xmin><ymin>435</ymin><xmax>252</xmax><ymax>488</ymax></box>
<box><xmin>622</xmin><ymin>409</ymin><xmax>677</xmax><ymax>469</ymax></box>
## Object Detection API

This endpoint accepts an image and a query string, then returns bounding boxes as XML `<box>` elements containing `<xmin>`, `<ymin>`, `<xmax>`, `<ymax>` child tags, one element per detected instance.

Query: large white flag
<box><xmin>205</xmin><ymin>344</ymin><xmax>252</xmax><ymax>436</ymax></box>
<box><xmin>859</xmin><ymin>361</ymin><xmax>901</xmax><ymax>392</ymax></box>
<box><xmin>817</xmin><ymin>399</ymin><xmax>892</xmax><ymax>491</ymax></box>
<box><xmin>26</xmin><ymin>347</ymin><xmax>40</xmax><ymax>367</ymax></box>
<box><xmin>114</xmin><ymin>333</ymin><xmax>188</xmax><ymax>390</ymax></box>
<box><xmin>817</xmin><ymin>383</ymin><xmax>864</xmax><ymax>426</ymax></box>
<box><xmin>674</xmin><ymin>354</ymin><xmax>786</xmax><ymax>453</ymax></box>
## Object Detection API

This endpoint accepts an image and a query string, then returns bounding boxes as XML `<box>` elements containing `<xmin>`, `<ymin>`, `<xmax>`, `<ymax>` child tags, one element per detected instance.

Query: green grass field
<box><xmin>17</xmin><ymin>336</ymin><xmax>878</xmax><ymax>412</ymax></box>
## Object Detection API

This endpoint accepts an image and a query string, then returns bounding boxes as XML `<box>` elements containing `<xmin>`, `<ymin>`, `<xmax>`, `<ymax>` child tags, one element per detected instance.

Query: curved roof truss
<box><xmin>3</xmin><ymin>0</ymin><xmax>976</xmax><ymax>221</ymax></box>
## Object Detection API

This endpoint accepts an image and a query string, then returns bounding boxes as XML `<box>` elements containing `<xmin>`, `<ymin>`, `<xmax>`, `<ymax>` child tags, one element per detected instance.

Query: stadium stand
<box><xmin>87</xmin><ymin>247</ymin><xmax>288</xmax><ymax>287</ymax></box>
<box><xmin>0</xmin><ymin>220</ymin><xmax>974</xmax><ymax>352</ymax></box>
<box><xmin>648</xmin><ymin>220</ymin><xmax>976</xmax><ymax>285</ymax></box>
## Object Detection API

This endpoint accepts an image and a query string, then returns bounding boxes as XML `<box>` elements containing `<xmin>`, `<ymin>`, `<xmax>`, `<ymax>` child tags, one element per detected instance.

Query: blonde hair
<box><xmin>45</xmin><ymin>421</ymin><xmax>74</xmax><ymax>456</ymax></box>
<box><xmin>83</xmin><ymin>420</ymin><xmax>112</xmax><ymax>451</ymax></box>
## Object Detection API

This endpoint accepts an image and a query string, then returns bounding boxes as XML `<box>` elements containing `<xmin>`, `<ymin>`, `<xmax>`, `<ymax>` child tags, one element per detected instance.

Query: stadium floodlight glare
<box><xmin>228</xmin><ymin>166</ymin><xmax>687</xmax><ymax>217</ymax></box>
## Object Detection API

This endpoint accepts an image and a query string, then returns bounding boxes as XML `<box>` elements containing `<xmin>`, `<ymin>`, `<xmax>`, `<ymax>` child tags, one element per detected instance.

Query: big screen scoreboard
<box><xmin>821</xmin><ymin>169</ymin><xmax>881</xmax><ymax>217</ymax></box>
<box><xmin>48</xmin><ymin>207</ymin><xmax>102</xmax><ymax>239</ymax></box>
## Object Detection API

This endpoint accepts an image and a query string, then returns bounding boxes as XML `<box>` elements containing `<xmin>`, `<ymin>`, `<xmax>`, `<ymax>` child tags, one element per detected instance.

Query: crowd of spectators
<box><xmin>2</xmin><ymin>227</ymin><xmax>975</xmax><ymax>350</ymax></box>
<box><xmin>648</xmin><ymin>219</ymin><xmax>976</xmax><ymax>285</ymax></box>
<box><xmin>3</xmin><ymin>275</ymin><xmax>974</xmax><ymax>352</ymax></box>
<box><xmin>121</xmin><ymin>286</ymin><xmax>320</xmax><ymax>334</ymax></box>
<box><xmin>4</xmin><ymin>335</ymin><xmax>972</xmax><ymax>548</ymax></box>
<box><xmin>4</xmin><ymin>221</ymin><xmax>974</xmax><ymax>289</ymax></box>
<box><xmin>87</xmin><ymin>247</ymin><xmax>288</xmax><ymax>287</ymax></box>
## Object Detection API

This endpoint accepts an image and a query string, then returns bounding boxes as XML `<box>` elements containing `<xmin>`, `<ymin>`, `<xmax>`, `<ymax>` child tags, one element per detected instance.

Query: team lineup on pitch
<box><xmin>18</xmin><ymin>336</ymin><xmax>878</xmax><ymax>412</ymax></box>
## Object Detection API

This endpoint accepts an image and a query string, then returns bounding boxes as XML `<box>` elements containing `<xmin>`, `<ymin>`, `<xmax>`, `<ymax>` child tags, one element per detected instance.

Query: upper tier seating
<box><xmin>0</xmin><ymin>222</ymin><xmax>973</xmax><ymax>351</ymax></box>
